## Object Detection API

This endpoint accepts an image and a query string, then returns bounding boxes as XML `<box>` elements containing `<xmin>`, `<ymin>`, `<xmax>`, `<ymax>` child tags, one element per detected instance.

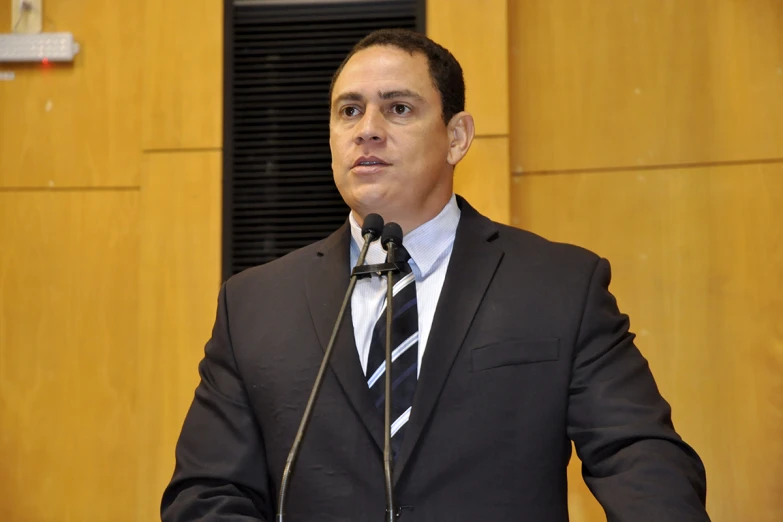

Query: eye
<box><xmin>391</xmin><ymin>104</ymin><xmax>411</xmax><ymax>115</ymax></box>
<box><xmin>341</xmin><ymin>106</ymin><xmax>361</xmax><ymax>118</ymax></box>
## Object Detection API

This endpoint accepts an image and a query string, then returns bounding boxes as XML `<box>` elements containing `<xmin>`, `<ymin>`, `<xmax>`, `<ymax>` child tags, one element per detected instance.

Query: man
<box><xmin>162</xmin><ymin>29</ymin><xmax>709</xmax><ymax>521</ymax></box>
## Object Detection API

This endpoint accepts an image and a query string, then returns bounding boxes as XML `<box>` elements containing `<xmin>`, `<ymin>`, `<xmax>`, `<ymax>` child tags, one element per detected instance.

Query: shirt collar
<box><xmin>349</xmin><ymin>194</ymin><xmax>461</xmax><ymax>278</ymax></box>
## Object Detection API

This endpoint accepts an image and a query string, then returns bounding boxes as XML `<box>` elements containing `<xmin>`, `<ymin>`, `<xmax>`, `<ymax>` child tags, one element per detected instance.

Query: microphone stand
<box><xmin>352</xmin><ymin>257</ymin><xmax>406</xmax><ymax>521</ymax></box>
<box><xmin>276</xmin><ymin>230</ymin><xmax>377</xmax><ymax>522</ymax></box>
<box><xmin>382</xmin><ymin>241</ymin><xmax>398</xmax><ymax>522</ymax></box>
<box><xmin>352</xmin><ymin>258</ymin><xmax>406</xmax><ymax>521</ymax></box>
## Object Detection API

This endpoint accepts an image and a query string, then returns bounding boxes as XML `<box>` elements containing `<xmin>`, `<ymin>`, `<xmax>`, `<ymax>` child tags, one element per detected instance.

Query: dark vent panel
<box><xmin>224</xmin><ymin>0</ymin><xmax>423</xmax><ymax>279</ymax></box>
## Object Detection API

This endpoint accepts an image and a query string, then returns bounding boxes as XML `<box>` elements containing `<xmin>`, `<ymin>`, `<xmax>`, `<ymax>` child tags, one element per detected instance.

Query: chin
<box><xmin>346</xmin><ymin>187</ymin><xmax>394</xmax><ymax>215</ymax></box>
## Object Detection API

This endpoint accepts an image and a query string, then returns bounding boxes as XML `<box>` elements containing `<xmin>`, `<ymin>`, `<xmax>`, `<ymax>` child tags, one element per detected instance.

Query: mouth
<box><xmin>352</xmin><ymin>156</ymin><xmax>391</xmax><ymax>169</ymax></box>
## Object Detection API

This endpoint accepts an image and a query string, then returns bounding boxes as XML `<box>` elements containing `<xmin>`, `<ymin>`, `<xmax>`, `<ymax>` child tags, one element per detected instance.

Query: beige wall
<box><xmin>429</xmin><ymin>0</ymin><xmax>510</xmax><ymax>225</ymax></box>
<box><xmin>1</xmin><ymin>0</ymin><xmax>780</xmax><ymax>520</ymax></box>
<box><xmin>0</xmin><ymin>0</ymin><xmax>221</xmax><ymax>519</ymax></box>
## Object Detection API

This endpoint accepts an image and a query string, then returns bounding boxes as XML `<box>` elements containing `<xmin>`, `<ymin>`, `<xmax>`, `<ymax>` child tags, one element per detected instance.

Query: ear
<box><xmin>445</xmin><ymin>111</ymin><xmax>476</xmax><ymax>166</ymax></box>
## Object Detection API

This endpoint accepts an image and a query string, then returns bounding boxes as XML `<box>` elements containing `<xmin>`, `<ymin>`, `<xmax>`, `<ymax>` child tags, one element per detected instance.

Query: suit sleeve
<box><xmin>161</xmin><ymin>283</ymin><xmax>273</xmax><ymax>521</ymax></box>
<box><xmin>567</xmin><ymin>258</ymin><xmax>710</xmax><ymax>522</ymax></box>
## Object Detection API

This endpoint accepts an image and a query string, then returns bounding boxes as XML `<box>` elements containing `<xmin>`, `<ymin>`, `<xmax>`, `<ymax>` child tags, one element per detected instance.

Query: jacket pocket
<box><xmin>470</xmin><ymin>338</ymin><xmax>560</xmax><ymax>372</ymax></box>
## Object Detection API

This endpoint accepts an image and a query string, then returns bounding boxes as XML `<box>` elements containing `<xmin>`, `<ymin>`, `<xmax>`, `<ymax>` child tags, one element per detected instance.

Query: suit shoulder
<box><xmin>224</xmin><ymin>238</ymin><xmax>325</xmax><ymax>296</ymax></box>
<box><xmin>493</xmin><ymin>222</ymin><xmax>601</xmax><ymax>270</ymax></box>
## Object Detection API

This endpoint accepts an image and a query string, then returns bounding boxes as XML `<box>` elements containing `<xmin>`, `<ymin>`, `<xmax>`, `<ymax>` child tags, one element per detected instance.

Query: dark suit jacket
<box><xmin>162</xmin><ymin>197</ymin><xmax>709</xmax><ymax>521</ymax></box>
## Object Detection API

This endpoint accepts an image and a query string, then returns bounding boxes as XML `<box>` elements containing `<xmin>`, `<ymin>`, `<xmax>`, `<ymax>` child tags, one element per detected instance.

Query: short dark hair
<box><xmin>329</xmin><ymin>29</ymin><xmax>465</xmax><ymax>124</ymax></box>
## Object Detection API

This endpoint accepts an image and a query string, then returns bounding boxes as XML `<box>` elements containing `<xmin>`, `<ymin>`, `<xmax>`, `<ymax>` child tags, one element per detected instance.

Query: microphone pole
<box><xmin>276</xmin><ymin>213</ymin><xmax>384</xmax><ymax>522</ymax></box>
<box><xmin>380</xmin><ymin>223</ymin><xmax>405</xmax><ymax>522</ymax></box>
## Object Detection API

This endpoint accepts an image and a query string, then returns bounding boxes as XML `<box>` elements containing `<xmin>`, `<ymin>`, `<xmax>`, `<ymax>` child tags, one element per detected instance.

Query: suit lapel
<box><xmin>394</xmin><ymin>199</ymin><xmax>504</xmax><ymax>483</ymax></box>
<box><xmin>304</xmin><ymin>223</ymin><xmax>384</xmax><ymax>453</ymax></box>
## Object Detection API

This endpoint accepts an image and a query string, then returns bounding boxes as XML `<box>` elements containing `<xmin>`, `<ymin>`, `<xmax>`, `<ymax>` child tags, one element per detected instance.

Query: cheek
<box><xmin>329</xmin><ymin>138</ymin><xmax>343</xmax><ymax>184</ymax></box>
<box><xmin>331</xmin><ymin>132</ymin><xmax>354</xmax><ymax>165</ymax></box>
<box><xmin>408</xmin><ymin>133</ymin><xmax>448</xmax><ymax>170</ymax></box>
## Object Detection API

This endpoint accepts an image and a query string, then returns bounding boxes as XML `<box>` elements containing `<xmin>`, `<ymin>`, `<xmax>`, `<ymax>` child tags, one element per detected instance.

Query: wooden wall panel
<box><xmin>0</xmin><ymin>0</ymin><xmax>224</xmax><ymax>519</ymax></box>
<box><xmin>512</xmin><ymin>164</ymin><xmax>783</xmax><ymax>522</ymax></box>
<box><xmin>454</xmin><ymin>136</ymin><xmax>510</xmax><ymax>224</ymax></box>
<box><xmin>428</xmin><ymin>0</ymin><xmax>511</xmax><ymax>225</ymax></box>
<box><xmin>509</xmin><ymin>0</ymin><xmax>783</xmax><ymax>172</ymax></box>
<box><xmin>0</xmin><ymin>3</ymin><xmax>9</xmax><ymax>34</ymax></box>
<box><xmin>0</xmin><ymin>190</ymin><xmax>140</xmax><ymax>520</ymax></box>
<box><xmin>141</xmin><ymin>0</ymin><xmax>223</xmax><ymax>150</ymax></box>
<box><xmin>0</xmin><ymin>2</ymin><xmax>143</xmax><ymax>188</ymax></box>
<box><xmin>427</xmin><ymin>0</ymin><xmax>509</xmax><ymax>136</ymax></box>
<box><xmin>135</xmin><ymin>151</ymin><xmax>222</xmax><ymax>519</ymax></box>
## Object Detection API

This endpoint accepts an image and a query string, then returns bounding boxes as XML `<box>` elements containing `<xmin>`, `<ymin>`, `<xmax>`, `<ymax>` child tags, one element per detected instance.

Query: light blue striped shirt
<box><xmin>349</xmin><ymin>195</ymin><xmax>461</xmax><ymax>376</ymax></box>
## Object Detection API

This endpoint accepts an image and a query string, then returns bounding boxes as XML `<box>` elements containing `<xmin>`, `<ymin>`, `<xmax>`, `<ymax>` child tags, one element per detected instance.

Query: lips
<box><xmin>351</xmin><ymin>156</ymin><xmax>391</xmax><ymax>175</ymax></box>
<box><xmin>352</xmin><ymin>156</ymin><xmax>390</xmax><ymax>168</ymax></box>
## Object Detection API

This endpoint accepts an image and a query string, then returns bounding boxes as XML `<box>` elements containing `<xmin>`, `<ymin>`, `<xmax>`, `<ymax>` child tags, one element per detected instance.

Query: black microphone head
<box><xmin>361</xmin><ymin>213</ymin><xmax>384</xmax><ymax>241</ymax></box>
<box><xmin>381</xmin><ymin>222</ymin><xmax>404</xmax><ymax>251</ymax></box>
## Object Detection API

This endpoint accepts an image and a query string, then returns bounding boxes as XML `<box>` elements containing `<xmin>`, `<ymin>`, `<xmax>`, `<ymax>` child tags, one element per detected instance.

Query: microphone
<box><xmin>380</xmin><ymin>222</ymin><xmax>404</xmax><ymax>522</ymax></box>
<box><xmin>276</xmin><ymin>213</ymin><xmax>384</xmax><ymax>522</ymax></box>
<box><xmin>361</xmin><ymin>213</ymin><xmax>385</xmax><ymax>244</ymax></box>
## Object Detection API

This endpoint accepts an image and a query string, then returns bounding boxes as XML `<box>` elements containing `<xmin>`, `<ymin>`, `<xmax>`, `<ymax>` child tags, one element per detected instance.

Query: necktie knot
<box><xmin>393</xmin><ymin>245</ymin><xmax>412</xmax><ymax>264</ymax></box>
<box><xmin>389</xmin><ymin>245</ymin><xmax>413</xmax><ymax>279</ymax></box>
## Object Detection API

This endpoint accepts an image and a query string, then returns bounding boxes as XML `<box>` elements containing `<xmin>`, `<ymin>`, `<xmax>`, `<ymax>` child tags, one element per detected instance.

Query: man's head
<box><xmin>329</xmin><ymin>29</ymin><xmax>475</xmax><ymax>234</ymax></box>
<box><xmin>330</xmin><ymin>29</ymin><xmax>466</xmax><ymax>124</ymax></box>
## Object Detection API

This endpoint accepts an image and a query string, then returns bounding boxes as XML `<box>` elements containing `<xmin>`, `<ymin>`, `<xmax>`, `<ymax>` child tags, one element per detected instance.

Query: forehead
<box><xmin>332</xmin><ymin>45</ymin><xmax>436</xmax><ymax>100</ymax></box>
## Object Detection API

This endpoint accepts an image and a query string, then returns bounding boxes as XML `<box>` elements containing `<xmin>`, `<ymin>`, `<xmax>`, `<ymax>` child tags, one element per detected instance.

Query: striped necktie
<box><xmin>365</xmin><ymin>246</ymin><xmax>418</xmax><ymax>459</ymax></box>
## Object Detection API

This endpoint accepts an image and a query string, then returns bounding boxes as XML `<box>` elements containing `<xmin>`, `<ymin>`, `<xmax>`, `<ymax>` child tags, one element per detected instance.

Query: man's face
<box><xmin>329</xmin><ymin>45</ymin><xmax>454</xmax><ymax>228</ymax></box>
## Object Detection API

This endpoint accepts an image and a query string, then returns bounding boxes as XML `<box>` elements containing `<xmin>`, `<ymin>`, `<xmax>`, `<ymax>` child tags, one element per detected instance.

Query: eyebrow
<box><xmin>331</xmin><ymin>89</ymin><xmax>425</xmax><ymax>108</ymax></box>
<box><xmin>332</xmin><ymin>92</ymin><xmax>364</xmax><ymax>108</ymax></box>
<box><xmin>379</xmin><ymin>89</ymin><xmax>425</xmax><ymax>102</ymax></box>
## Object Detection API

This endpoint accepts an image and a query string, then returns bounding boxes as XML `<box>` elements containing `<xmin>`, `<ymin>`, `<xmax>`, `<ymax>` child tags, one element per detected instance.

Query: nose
<box><xmin>353</xmin><ymin>106</ymin><xmax>386</xmax><ymax>145</ymax></box>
